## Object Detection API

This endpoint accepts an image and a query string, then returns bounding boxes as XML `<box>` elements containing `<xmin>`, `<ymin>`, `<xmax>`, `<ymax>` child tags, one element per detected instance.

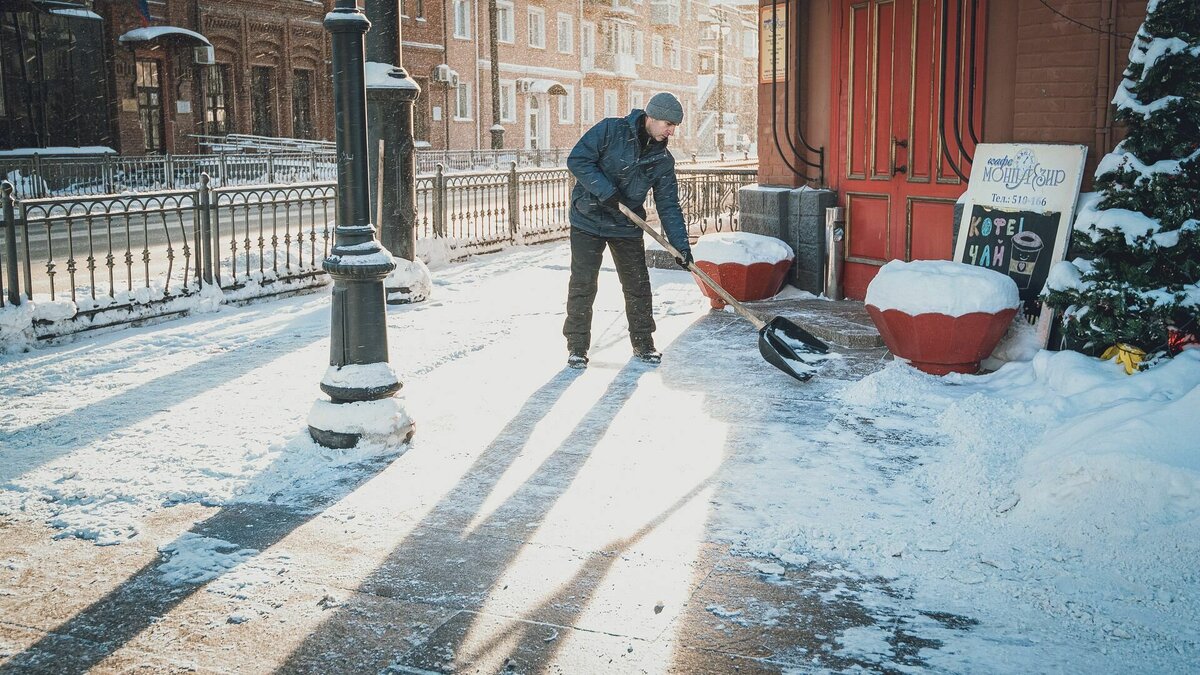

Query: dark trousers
<box><xmin>563</xmin><ymin>227</ymin><xmax>655</xmax><ymax>352</ymax></box>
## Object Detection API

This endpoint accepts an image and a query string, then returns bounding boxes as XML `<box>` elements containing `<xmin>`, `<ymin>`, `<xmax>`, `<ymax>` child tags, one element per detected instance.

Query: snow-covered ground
<box><xmin>0</xmin><ymin>240</ymin><xmax>1196</xmax><ymax>672</ymax></box>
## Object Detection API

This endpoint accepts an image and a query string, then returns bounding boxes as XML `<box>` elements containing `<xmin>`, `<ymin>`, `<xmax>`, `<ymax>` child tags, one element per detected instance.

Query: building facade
<box><xmin>752</xmin><ymin>0</ymin><xmax>1149</xmax><ymax>299</ymax></box>
<box><xmin>2</xmin><ymin>0</ymin><xmax>751</xmax><ymax>156</ymax></box>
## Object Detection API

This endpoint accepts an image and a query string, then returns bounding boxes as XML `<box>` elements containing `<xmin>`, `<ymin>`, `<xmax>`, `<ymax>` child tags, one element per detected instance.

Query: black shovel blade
<box><xmin>757</xmin><ymin>316</ymin><xmax>831</xmax><ymax>383</ymax></box>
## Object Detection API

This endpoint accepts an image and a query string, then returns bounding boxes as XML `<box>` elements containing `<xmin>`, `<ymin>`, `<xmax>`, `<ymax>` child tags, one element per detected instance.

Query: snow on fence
<box><xmin>1</xmin><ymin>166</ymin><xmax>754</xmax><ymax>343</ymax></box>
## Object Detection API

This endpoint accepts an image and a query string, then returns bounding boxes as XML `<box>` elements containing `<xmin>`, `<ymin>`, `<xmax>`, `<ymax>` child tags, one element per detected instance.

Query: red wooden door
<box><xmin>832</xmin><ymin>0</ymin><xmax>982</xmax><ymax>299</ymax></box>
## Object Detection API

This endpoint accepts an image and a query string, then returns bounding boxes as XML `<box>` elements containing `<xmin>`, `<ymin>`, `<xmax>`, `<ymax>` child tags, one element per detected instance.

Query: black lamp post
<box><xmin>488</xmin><ymin>0</ymin><xmax>504</xmax><ymax>149</ymax></box>
<box><xmin>309</xmin><ymin>0</ymin><xmax>401</xmax><ymax>450</ymax></box>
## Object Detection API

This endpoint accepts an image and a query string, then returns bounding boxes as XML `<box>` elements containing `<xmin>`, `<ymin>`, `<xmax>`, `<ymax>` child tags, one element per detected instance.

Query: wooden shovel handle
<box><xmin>617</xmin><ymin>203</ymin><xmax>767</xmax><ymax>331</ymax></box>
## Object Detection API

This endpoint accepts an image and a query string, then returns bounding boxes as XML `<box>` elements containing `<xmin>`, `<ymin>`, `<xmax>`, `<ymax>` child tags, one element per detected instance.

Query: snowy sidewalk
<box><xmin>1</xmin><ymin>241</ymin><xmax>1197</xmax><ymax>674</ymax></box>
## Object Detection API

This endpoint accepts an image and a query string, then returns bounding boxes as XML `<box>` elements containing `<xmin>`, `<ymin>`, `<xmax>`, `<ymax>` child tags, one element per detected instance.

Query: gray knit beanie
<box><xmin>644</xmin><ymin>92</ymin><xmax>684</xmax><ymax>124</ymax></box>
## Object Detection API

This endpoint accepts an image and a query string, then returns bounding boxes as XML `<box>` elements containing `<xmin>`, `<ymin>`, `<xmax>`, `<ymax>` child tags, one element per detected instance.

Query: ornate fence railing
<box><xmin>1</xmin><ymin>165</ymin><xmax>755</xmax><ymax>342</ymax></box>
<box><xmin>0</xmin><ymin>151</ymin><xmax>339</xmax><ymax>198</ymax></box>
<box><xmin>415</xmin><ymin>148</ymin><xmax>569</xmax><ymax>174</ymax></box>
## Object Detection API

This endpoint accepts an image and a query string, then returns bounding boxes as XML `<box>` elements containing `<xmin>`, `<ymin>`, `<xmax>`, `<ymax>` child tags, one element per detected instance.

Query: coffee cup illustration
<box><xmin>1008</xmin><ymin>230</ymin><xmax>1044</xmax><ymax>289</ymax></box>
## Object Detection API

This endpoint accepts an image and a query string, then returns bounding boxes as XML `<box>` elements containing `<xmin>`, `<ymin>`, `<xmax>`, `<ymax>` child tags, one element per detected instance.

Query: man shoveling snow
<box><xmin>562</xmin><ymin>92</ymin><xmax>693</xmax><ymax>369</ymax></box>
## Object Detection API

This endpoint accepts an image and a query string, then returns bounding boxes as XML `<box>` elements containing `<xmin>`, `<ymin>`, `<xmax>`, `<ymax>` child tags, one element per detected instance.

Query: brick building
<box><xmin>441</xmin><ymin>0</ymin><xmax>744</xmax><ymax>154</ymax></box>
<box><xmin>748</xmin><ymin>0</ymin><xmax>1150</xmax><ymax>299</ymax></box>
<box><xmin>2</xmin><ymin>0</ymin><xmax>750</xmax><ymax>156</ymax></box>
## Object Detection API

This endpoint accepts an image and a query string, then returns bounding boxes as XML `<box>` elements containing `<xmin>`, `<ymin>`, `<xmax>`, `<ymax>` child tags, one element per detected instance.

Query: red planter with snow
<box><xmin>866</xmin><ymin>306</ymin><xmax>1017</xmax><ymax>375</ymax></box>
<box><xmin>693</xmin><ymin>259</ymin><xmax>793</xmax><ymax>309</ymax></box>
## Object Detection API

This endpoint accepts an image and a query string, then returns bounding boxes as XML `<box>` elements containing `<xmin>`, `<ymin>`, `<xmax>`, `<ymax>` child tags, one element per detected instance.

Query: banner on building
<box><xmin>759</xmin><ymin>3</ymin><xmax>787</xmax><ymax>83</ymax></box>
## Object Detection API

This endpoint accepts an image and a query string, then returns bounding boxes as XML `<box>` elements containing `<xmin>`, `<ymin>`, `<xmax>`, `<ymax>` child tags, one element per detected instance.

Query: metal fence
<box><xmin>415</xmin><ymin>148</ymin><xmax>569</xmax><ymax>174</ymax></box>
<box><xmin>0</xmin><ymin>151</ymin><xmax>339</xmax><ymax>198</ymax></box>
<box><xmin>1</xmin><ymin>165</ymin><xmax>754</xmax><ymax>341</ymax></box>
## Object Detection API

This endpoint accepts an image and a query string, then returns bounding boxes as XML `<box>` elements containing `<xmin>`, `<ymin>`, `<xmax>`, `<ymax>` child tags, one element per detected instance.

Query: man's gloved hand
<box><xmin>602</xmin><ymin>192</ymin><xmax>622</xmax><ymax>211</ymax></box>
<box><xmin>675</xmin><ymin>249</ymin><xmax>694</xmax><ymax>270</ymax></box>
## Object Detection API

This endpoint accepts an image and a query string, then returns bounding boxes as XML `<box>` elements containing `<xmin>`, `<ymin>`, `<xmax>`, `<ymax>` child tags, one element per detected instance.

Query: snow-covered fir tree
<box><xmin>1044</xmin><ymin>0</ymin><xmax>1200</xmax><ymax>360</ymax></box>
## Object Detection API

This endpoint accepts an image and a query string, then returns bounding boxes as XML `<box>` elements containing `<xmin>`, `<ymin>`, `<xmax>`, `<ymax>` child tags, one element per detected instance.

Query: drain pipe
<box><xmin>824</xmin><ymin>206</ymin><xmax>845</xmax><ymax>301</ymax></box>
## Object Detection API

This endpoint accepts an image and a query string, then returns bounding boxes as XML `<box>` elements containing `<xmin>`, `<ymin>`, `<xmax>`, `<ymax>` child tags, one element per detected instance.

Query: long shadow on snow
<box><xmin>0</xmin><ymin>300</ymin><xmax>330</xmax><ymax>484</ymax></box>
<box><xmin>0</xmin><ymin>417</ymin><xmax>405</xmax><ymax>672</ymax></box>
<box><xmin>649</xmin><ymin>308</ymin><xmax>978</xmax><ymax>674</ymax></box>
<box><xmin>275</xmin><ymin>363</ymin><xmax>657</xmax><ymax>673</ymax></box>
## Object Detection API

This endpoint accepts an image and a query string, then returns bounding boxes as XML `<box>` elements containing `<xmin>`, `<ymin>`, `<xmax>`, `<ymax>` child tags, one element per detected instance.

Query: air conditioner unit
<box><xmin>194</xmin><ymin>45</ymin><xmax>215</xmax><ymax>65</ymax></box>
<box><xmin>516</xmin><ymin>78</ymin><xmax>532</xmax><ymax>93</ymax></box>
<box><xmin>432</xmin><ymin>64</ymin><xmax>452</xmax><ymax>82</ymax></box>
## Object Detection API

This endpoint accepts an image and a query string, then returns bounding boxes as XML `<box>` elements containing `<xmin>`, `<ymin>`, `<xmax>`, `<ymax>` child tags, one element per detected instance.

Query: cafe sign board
<box><xmin>759</xmin><ymin>3</ymin><xmax>787</xmax><ymax>83</ymax></box>
<box><xmin>952</xmin><ymin>143</ymin><xmax>1087</xmax><ymax>345</ymax></box>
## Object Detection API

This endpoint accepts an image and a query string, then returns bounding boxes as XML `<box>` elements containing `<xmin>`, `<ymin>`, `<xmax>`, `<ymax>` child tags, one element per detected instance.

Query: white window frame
<box><xmin>651</xmin><ymin>35</ymin><xmax>664</xmax><ymax>68</ymax></box>
<box><xmin>581</xmin><ymin>21</ymin><xmax>596</xmax><ymax>68</ymax></box>
<box><xmin>453</xmin><ymin>0</ymin><xmax>471</xmax><ymax>39</ymax></box>
<box><xmin>670</xmin><ymin>38</ymin><xmax>681</xmax><ymax>70</ymax></box>
<box><xmin>633</xmin><ymin>29</ymin><xmax>644</xmax><ymax>64</ymax></box>
<box><xmin>557</xmin><ymin>13</ymin><xmax>573</xmax><ymax>54</ymax></box>
<box><xmin>497</xmin><ymin>1</ymin><xmax>514</xmax><ymax>43</ymax></box>
<box><xmin>558</xmin><ymin>85</ymin><xmax>574</xmax><ymax>124</ymax></box>
<box><xmin>455</xmin><ymin>83</ymin><xmax>472</xmax><ymax>120</ymax></box>
<box><xmin>604</xmin><ymin>89</ymin><xmax>618</xmax><ymax>117</ymax></box>
<box><xmin>528</xmin><ymin>7</ymin><xmax>546</xmax><ymax>49</ymax></box>
<box><xmin>581</xmin><ymin>87</ymin><xmax>595</xmax><ymax>124</ymax></box>
<box><xmin>499</xmin><ymin>81</ymin><xmax>516</xmax><ymax>123</ymax></box>
<box><xmin>630</xmin><ymin>90</ymin><xmax>643</xmax><ymax>111</ymax></box>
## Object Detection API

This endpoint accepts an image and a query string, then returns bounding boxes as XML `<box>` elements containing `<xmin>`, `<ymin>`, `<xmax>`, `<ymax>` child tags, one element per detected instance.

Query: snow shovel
<box><xmin>618</xmin><ymin>203</ymin><xmax>831</xmax><ymax>382</ymax></box>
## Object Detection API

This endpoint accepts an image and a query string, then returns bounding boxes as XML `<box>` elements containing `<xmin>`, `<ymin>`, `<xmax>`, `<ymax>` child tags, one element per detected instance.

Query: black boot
<box><xmin>567</xmin><ymin>349</ymin><xmax>589</xmax><ymax>369</ymax></box>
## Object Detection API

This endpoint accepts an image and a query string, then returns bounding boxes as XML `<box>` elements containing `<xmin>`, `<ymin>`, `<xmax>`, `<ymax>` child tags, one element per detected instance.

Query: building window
<box><xmin>455</xmin><ymin>82</ymin><xmax>472</xmax><ymax>120</ymax></box>
<box><xmin>581</xmin><ymin>21</ymin><xmax>595</xmax><ymax>69</ymax></box>
<box><xmin>558</xmin><ymin>85</ymin><xmax>573</xmax><ymax>124</ymax></box>
<box><xmin>497</xmin><ymin>1</ymin><xmax>514</xmax><ymax>43</ymax></box>
<box><xmin>630</xmin><ymin>90</ymin><xmax>643</xmax><ymax>111</ymax></box>
<box><xmin>603</xmin><ymin>89</ymin><xmax>617</xmax><ymax>117</ymax></box>
<box><xmin>633</xmin><ymin>29</ymin><xmax>644</xmax><ymax>64</ymax></box>
<box><xmin>528</xmin><ymin>7</ymin><xmax>545</xmax><ymax>49</ymax></box>
<box><xmin>580</xmin><ymin>87</ymin><xmax>594</xmax><ymax>124</ymax></box>
<box><xmin>499</xmin><ymin>81</ymin><xmax>516</xmax><ymax>122</ymax></box>
<box><xmin>416</xmin><ymin>0</ymin><xmax>425</xmax><ymax>19</ymax></box>
<box><xmin>651</xmin><ymin>35</ymin><xmax>663</xmax><ymax>68</ymax></box>
<box><xmin>292</xmin><ymin>70</ymin><xmax>313</xmax><ymax>139</ymax></box>
<box><xmin>454</xmin><ymin>0</ymin><xmax>471</xmax><ymax>39</ymax></box>
<box><xmin>251</xmin><ymin>66</ymin><xmax>275</xmax><ymax>137</ymax></box>
<box><xmin>135</xmin><ymin>59</ymin><xmax>164</xmax><ymax>153</ymax></box>
<box><xmin>557</xmin><ymin>13</ymin><xmax>573</xmax><ymax>54</ymax></box>
<box><xmin>670</xmin><ymin>38</ymin><xmax>681</xmax><ymax>70</ymax></box>
<box><xmin>204</xmin><ymin>64</ymin><xmax>232</xmax><ymax>136</ymax></box>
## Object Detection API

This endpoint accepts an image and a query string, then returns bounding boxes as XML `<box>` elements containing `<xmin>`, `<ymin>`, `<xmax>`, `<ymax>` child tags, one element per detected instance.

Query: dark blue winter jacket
<box><xmin>566</xmin><ymin>109</ymin><xmax>691</xmax><ymax>256</ymax></box>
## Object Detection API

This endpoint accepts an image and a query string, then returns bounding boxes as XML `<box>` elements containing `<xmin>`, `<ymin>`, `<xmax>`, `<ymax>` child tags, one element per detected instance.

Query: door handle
<box><xmin>891</xmin><ymin>137</ymin><xmax>908</xmax><ymax>176</ymax></box>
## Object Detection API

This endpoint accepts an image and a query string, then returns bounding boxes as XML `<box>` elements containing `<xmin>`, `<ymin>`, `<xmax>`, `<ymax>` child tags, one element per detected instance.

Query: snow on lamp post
<box><xmin>308</xmin><ymin>0</ymin><xmax>412</xmax><ymax>449</ymax></box>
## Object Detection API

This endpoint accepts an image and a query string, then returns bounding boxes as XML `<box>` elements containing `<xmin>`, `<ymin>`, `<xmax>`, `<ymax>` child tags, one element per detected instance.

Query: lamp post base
<box><xmin>308</xmin><ymin>426</ymin><xmax>363</xmax><ymax>450</ymax></box>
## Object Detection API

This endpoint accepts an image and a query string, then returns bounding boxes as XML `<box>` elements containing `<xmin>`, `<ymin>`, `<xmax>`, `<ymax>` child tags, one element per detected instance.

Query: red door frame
<box><xmin>828</xmin><ymin>0</ymin><xmax>986</xmax><ymax>300</ymax></box>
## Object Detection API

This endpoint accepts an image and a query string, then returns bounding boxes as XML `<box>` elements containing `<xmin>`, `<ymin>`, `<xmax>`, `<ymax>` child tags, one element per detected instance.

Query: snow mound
<box><xmin>157</xmin><ymin>533</ymin><xmax>258</xmax><ymax>586</ymax></box>
<box><xmin>865</xmin><ymin>259</ymin><xmax>1019</xmax><ymax>317</ymax></box>
<box><xmin>385</xmin><ymin>256</ymin><xmax>432</xmax><ymax>303</ymax></box>
<box><xmin>692</xmin><ymin>232</ymin><xmax>794</xmax><ymax>265</ymax></box>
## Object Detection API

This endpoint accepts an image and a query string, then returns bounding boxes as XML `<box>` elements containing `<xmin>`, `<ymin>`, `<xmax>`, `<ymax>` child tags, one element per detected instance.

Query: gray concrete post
<box><xmin>365</xmin><ymin>0</ymin><xmax>421</xmax><ymax>265</ymax></box>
